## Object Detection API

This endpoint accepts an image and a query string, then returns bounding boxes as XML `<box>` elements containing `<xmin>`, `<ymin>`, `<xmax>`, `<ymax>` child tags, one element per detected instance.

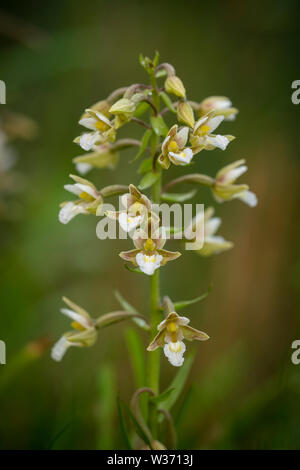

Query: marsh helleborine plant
<box><xmin>52</xmin><ymin>52</ymin><xmax>257</xmax><ymax>449</ymax></box>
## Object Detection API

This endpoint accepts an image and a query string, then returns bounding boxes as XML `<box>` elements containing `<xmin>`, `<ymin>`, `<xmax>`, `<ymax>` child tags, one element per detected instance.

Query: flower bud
<box><xmin>165</xmin><ymin>76</ymin><xmax>186</xmax><ymax>98</ymax></box>
<box><xmin>109</xmin><ymin>98</ymin><xmax>136</xmax><ymax>115</ymax></box>
<box><xmin>177</xmin><ymin>102</ymin><xmax>195</xmax><ymax>128</ymax></box>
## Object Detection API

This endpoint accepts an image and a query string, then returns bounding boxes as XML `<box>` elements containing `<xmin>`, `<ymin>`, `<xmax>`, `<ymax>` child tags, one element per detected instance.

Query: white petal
<box><xmin>64</xmin><ymin>184</ymin><xmax>82</xmax><ymax>196</ymax></box>
<box><xmin>176</xmin><ymin>127</ymin><xmax>189</xmax><ymax>148</ymax></box>
<box><xmin>136</xmin><ymin>252</ymin><xmax>162</xmax><ymax>276</ymax></box>
<box><xmin>205</xmin><ymin>217</ymin><xmax>221</xmax><ymax>236</ymax></box>
<box><xmin>163</xmin><ymin>341</ymin><xmax>186</xmax><ymax>367</ymax></box>
<box><xmin>235</xmin><ymin>190</ymin><xmax>257</xmax><ymax>207</ymax></box>
<box><xmin>207</xmin><ymin>115</ymin><xmax>224</xmax><ymax>133</ymax></box>
<box><xmin>119</xmin><ymin>212</ymin><xmax>142</xmax><ymax>232</ymax></box>
<box><xmin>79</xmin><ymin>132</ymin><xmax>100</xmax><ymax>151</ymax></box>
<box><xmin>58</xmin><ymin>202</ymin><xmax>86</xmax><ymax>224</ymax></box>
<box><xmin>78</xmin><ymin>117</ymin><xmax>97</xmax><ymax>130</ymax></box>
<box><xmin>224</xmin><ymin>165</ymin><xmax>248</xmax><ymax>184</ymax></box>
<box><xmin>94</xmin><ymin>111</ymin><xmax>112</xmax><ymax>127</ymax></box>
<box><xmin>51</xmin><ymin>336</ymin><xmax>70</xmax><ymax>362</ymax></box>
<box><xmin>169</xmin><ymin>148</ymin><xmax>194</xmax><ymax>166</ymax></box>
<box><xmin>207</xmin><ymin>135</ymin><xmax>229</xmax><ymax>150</ymax></box>
<box><xmin>75</xmin><ymin>183</ymin><xmax>98</xmax><ymax>199</ymax></box>
<box><xmin>75</xmin><ymin>162</ymin><xmax>92</xmax><ymax>175</ymax></box>
<box><xmin>194</xmin><ymin>116</ymin><xmax>208</xmax><ymax>133</ymax></box>
<box><xmin>60</xmin><ymin>308</ymin><xmax>90</xmax><ymax>329</ymax></box>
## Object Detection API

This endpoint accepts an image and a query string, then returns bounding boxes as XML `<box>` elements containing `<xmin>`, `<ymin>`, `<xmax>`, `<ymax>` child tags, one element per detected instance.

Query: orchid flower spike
<box><xmin>190</xmin><ymin>111</ymin><xmax>235</xmax><ymax>152</ymax></box>
<box><xmin>119</xmin><ymin>228</ymin><xmax>181</xmax><ymax>276</ymax></box>
<box><xmin>59</xmin><ymin>174</ymin><xmax>103</xmax><ymax>224</ymax></box>
<box><xmin>198</xmin><ymin>96</ymin><xmax>238</xmax><ymax>121</ymax></box>
<box><xmin>158</xmin><ymin>124</ymin><xmax>193</xmax><ymax>169</ymax></box>
<box><xmin>185</xmin><ymin>207</ymin><xmax>233</xmax><ymax>255</ymax></box>
<box><xmin>51</xmin><ymin>297</ymin><xmax>97</xmax><ymax>362</ymax></box>
<box><xmin>147</xmin><ymin>310</ymin><xmax>209</xmax><ymax>367</ymax></box>
<box><xmin>212</xmin><ymin>159</ymin><xmax>258</xmax><ymax>207</ymax></box>
<box><xmin>74</xmin><ymin>109</ymin><xmax>116</xmax><ymax>151</ymax></box>
<box><xmin>105</xmin><ymin>184</ymin><xmax>153</xmax><ymax>233</ymax></box>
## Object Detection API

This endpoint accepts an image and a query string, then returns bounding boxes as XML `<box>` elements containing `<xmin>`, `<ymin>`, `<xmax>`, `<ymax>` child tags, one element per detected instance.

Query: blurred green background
<box><xmin>0</xmin><ymin>0</ymin><xmax>300</xmax><ymax>450</ymax></box>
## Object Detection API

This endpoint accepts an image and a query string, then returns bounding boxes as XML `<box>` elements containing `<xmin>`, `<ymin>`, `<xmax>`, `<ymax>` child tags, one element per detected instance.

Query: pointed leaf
<box><xmin>117</xmin><ymin>396</ymin><xmax>132</xmax><ymax>450</ymax></box>
<box><xmin>138</xmin><ymin>157</ymin><xmax>153</xmax><ymax>175</ymax></box>
<box><xmin>131</xmin><ymin>129</ymin><xmax>152</xmax><ymax>162</ymax></box>
<box><xmin>150</xmin><ymin>388</ymin><xmax>175</xmax><ymax>405</ymax></box>
<box><xmin>150</xmin><ymin>115</ymin><xmax>169</xmax><ymax>137</ymax></box>
<box><xmin>161</xmin><ymin>190</ymin><xmax>197</xmax><ymax>203</ymax></box>
<box><xmin>138</xmin><ymin>171</ymin><xmax>160</xmax><ymax>190</ymax></box>
<box><xmin>159</xmin><ymin>353</ymin><xmax>195</xmax><ymax>411</ymax></box>
<box><xmin>160</xmin><ymin>91</ymin><xmax>176</xmax><ymax>113</ymax></box>
<box><xmin>173</xmin><ymin>286</ymin><xmax>211</xmax><ymax>311</ymax></box>
<box><xmin>123</xmin><ymin>402</ymin><xmax>153</xmax><ymax>449</ymax></box>
<box><xmin>115</xmin><ymin>290</ymin><xmax>150</xmax><ymax>331</ymax></box>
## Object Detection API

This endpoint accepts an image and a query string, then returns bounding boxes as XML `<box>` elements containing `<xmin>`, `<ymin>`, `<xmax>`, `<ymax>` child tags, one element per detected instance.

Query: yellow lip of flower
<box><xmin>71</xmin><ymin>321</ymin><xmax>86</xmax><ymax>331</ymax></box>
<box><xmin>79</xmin><ymin>191</ymin><xmax>95</xmax><ymax>202</ymax></box>
<box><xmin>94</xmin><ymin>120</ymin><xmax>111</xmax><ymax>132</ymax></box>
<box><xmin>169</xmin><ymin>341</ymin><xmax>183</xmax><ymax>353</ymax></box>
<box><xmin>168</xmin><ymin>140</ymin><xmax>179</xmax><ymax>153</ymax></box>
<box><xmin>143</xmin><ymin>238</ymin><xmax>156</xmax><ymax>251</ymax></box>
<box><xmin>197</xmin><ymin>124</ymin><xmax>210</xmax><ymax>136</ymax></box>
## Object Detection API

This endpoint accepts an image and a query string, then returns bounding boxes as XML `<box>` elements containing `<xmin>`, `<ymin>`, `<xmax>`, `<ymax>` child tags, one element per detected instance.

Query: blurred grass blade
<box><xmin>150</xmin><ymin>387</ymin><xmax>175</xmax><ymax>405</ymax></box>
<box><xmin>115</xmin><ymin>290</ymin><xmax>150</xmax><ymax>331</ymax></box>
<box><xmin>98</xmin><ymin>363</ymin><xmax>116</xmax><ymax>449</ymax></box>
<box><xmin>125</xmin><ymin>328</ymin><xmax>146</xmax><ymax>389</ymax></box>
<box><xmin>173</xmin><ymin>286</ymin><xmax>211</xmax><ymax>311</ymax></box>
<box><xmin>117</xmin><ymin>396</ymin><xmax>132</xmax><ymax>450</ymax></box>
<box><xmin>160</xmin><ymin>353</ymin><xmax>195</xmax><ymax>411</ymax></box>
<box><xmin>123</xmin><ymin>402</ymin><xmax>153</xmax><ymax>449</ymax></box>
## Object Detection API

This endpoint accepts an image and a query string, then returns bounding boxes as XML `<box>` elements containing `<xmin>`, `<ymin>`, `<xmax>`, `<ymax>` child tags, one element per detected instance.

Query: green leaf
<box><xmin>138</xmin><ymin>157</ymin><xmax>153</xmax><ymax>175</ymax></box>
<box><xmin>134</xmin><ymin>101</ymin><xmax>149</xmax><ymax>118</ymax></box>
<box><xmin>159</xmin><ymin>354</ymin><xmax>195</xmax><ymax>411</ymax></box>
<box><xmin>153</xmin><ymin>50</ymin><xmax>160</xmax><ymax>67</ymax></box>
<box><xmin>173</xmin><ymin>286</ymin><xmax>211</xmax><ymax>311</ymax></box>
<box><xmin>124</xmin><ymin>264</ymin><xmax>143</xmax><ymax>274</ymax></box>
<box><xmin>131</xmin><ymin>129</ymin><xmax>152</xmax><ymax>162</ymax></box>
<box><xmin>150</xmin><ymin>388</ymin><xmax>175</xmax><ymax>405</ymax></box>
<box><xmin>160</xmin><ymin>91</ymin><xmax>176</xmax><ymax>113</ymax></box>
<box><xmin>123</xmin><ymin>402</ymin><xmax>153</xmax><ymax>449</ymax></box>
<box><xmin>138</xmin><ymin>171</ymin><xmax>160</xmax><ymax>190</ymax></box>
<box><xmin>161</xmin><ymin>190</ymin><xmax>197</xmax><ymax>203</ymax></box>
<box><xmin>117</xmin><ymin>396</ymin><xmax>132</xmax><ymax>450</ymax></box>
<box><xmin>125</xmin><ymin>328</ymin><xmax>146</xmax><ymax>389</ymax></box>
<box><xmin>139</xmin><ymin>53</ymin><xmax>146</xmax><ymax>69</ymax></box>
<box><xmin>150</xmin><ymin>132</ymin><xmax>158</xmax><ymax>156</ymax></box>
<box><xmin>150</xmin><ymin>115</ymin><xmax>169</xmax><ymax>137</ymax></box>
<box><xmin>115</xmin><ymin>290</ymin><xmax>150</xmax><ymax>331</ymax></box>
<box><xmin>98</xmin><ymin>363</ymin><xmax>117</xmax><ymax>449</ymax></box>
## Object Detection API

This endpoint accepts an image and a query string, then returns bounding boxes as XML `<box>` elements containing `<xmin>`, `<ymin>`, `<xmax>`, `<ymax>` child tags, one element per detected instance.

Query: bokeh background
<box><xmin>0</xmin><ymin>0</ymin><xmax>300</xmax><ymax>450</ymax></box>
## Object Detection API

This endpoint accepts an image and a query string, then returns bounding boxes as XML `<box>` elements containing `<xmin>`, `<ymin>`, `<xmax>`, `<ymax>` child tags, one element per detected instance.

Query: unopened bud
<box><xmin>177</xmin><ymin>102</ymin><xmax>195</xmax><ymax>128</ymax></box>
<box><xmin>165</xmin><ymin>76</ymin><xmax>186</xmax><ymax>98</ymax></box>
<box><xmin>109</xmin><ymin>98</ymin><xmax>136</xmax><ymax>115</ymax></box>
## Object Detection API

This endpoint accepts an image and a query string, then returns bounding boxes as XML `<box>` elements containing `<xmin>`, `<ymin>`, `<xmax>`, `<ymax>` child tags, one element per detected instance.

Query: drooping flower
<box><xmin>158</xmin><ymin>124</ymin><xmax>193</xmax><ymax>169</ymax></box>
<box><xmin>72</xmin><ymin>143</ymin><xmax>119</xmax><ymax>175</ymax></box>
<box><xmin>105</xmin><ymin>184</ymin><xmax>152</xmax><ymax>232</ymax></box>
<box><xmin>51</xmin><ymin>297</ymin><xmax>97</xmax><ymax>362</ymax></box>
<box><xmin>74</xmin><ymin>109</ymin><xmax>116</xmax><ymax>151</ymax></box>
<box><xmin>119</xmin><ymin>229</ymin><xmax>181</xmax><ymax>276</ymax></box>
<box><xmin>198</xmin><ymin>96</ymin><xmax>238</xmax><ymax>121</ymax></box>
<box><xmin>58</xmin><ymin>174</ymin><xmax>103</xmax><ymax>224</ymax></box>
<box><xmin>147</xmin><ymin>311</ymin><xmax>209</xmax><ymax>367</ymax></box>
<box><xmin>212</xmin><ymin>159</ymin><xmax>258</xmax><ymax>207</ymax></box>
<box><xmin>190</xmin><ymin>111</ymin><xmax>235</xmax><ymax>152</ymax></box>
<box><xmin>185</xmin><ymin>207</ymin><xmax>233</xmax><ymax>255</ymax></box>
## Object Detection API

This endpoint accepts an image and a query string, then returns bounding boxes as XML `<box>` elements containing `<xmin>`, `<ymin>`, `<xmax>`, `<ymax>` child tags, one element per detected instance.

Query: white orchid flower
<box><xmin>147</xmin><ymin>311</ymin><xmax>209</xmax><ymax>367</ymax></box>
